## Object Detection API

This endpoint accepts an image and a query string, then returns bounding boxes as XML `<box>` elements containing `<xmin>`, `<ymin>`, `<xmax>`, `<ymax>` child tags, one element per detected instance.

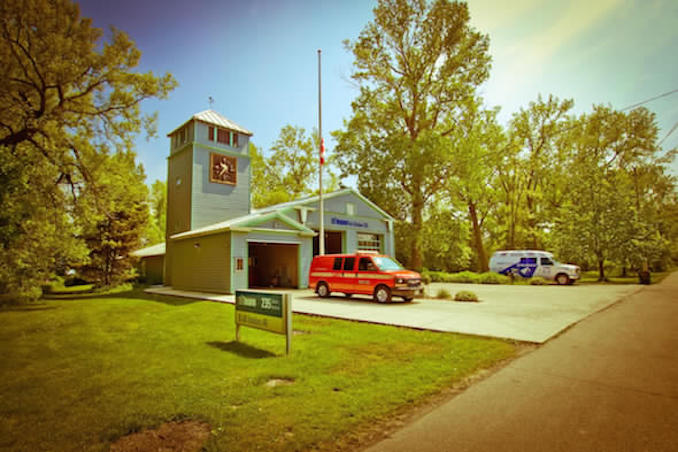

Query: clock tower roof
<box><xmin>167</xmin><ymin>109</ymin><xmax>253</xmax><ymax>137</ymax></box>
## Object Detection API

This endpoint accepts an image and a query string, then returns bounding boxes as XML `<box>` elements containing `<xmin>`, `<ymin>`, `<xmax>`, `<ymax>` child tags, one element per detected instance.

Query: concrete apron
<box><xmin>144</xmin><ymin>283</ymin><xmax>641</xmax><ymax>344</ymax></box>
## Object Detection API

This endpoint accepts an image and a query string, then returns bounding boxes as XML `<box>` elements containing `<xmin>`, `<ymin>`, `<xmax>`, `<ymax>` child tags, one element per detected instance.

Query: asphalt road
<box><xmin>366</xmin><ymin>272</ymin><xmax>678</xmax><ymax>452</ymax></box>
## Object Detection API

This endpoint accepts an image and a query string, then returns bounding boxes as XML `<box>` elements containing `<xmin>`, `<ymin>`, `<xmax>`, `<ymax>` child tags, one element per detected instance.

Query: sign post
<box><xmin>235</xmin><ymin>290</ymin><xmax>292</xmax><ymax>355</ymax></box>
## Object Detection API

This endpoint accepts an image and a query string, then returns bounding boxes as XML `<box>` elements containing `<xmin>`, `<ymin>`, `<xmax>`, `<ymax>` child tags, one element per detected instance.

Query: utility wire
<box><xmin>522</xmin><ymin>88</ymin><xmax>678</xmax><ymax>141</ymax></box>
<box><xmin>619</xmin><ymin>88</ymin><xmax>678</xmax><ymax>147</ymax></box>
<box><xmin>620</xmin><ymin>88</ymin><xmax>678</xmax><ymax>111</ymax></box>
<box><xmin>658</xmin><ymin>120</ymin><xmax>678</xmax><ymax>146</ymax></box>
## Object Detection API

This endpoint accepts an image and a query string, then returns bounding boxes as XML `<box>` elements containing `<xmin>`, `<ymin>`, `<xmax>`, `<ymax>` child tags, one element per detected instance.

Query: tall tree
<box><xmin>76</xmin><ymin>151</ymin><xmax>149</xmax><ymax>287</ymax></box>
<box><xmin>447</xmin><ymin>101</ymin><xmax>504</xmax><ymax>271</ymax></box>
<box><xmin>551</xmin><ymin>106</ymin><xmax>671</xmax><ymax>280</ymax></box>
<box><xmin>0</xmin><ymin>0</ymin><xmax>175</xmax><ymax>297</ymax></box>
<box><xmin>251</xmin><ymin>125</ymin><xmax>338</xmax><ymax>208</ymax></box>
<box><xmin>143</xmin><ymin>179</ymin><xmax>166</xmax><ymax>245</ymax></box>
<box><xmin>498</xmin><ymin>95</ymin><xmax>573</xmax><ymax>249</ymax></box>
<box><xmin>334</xmin><ymin>0</ymin><xmax>491</xmax><ymax>269</ymax></box>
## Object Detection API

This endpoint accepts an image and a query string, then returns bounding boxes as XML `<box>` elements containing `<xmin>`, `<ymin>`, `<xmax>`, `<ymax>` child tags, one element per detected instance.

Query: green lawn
<box><xmin>578</xmin><ymin>270</ymin><xmax>672</xmax><ymax>285</ymax></box>
<box><xmin>0</xmin><ymin>290</ymin><xmax>516</xmax><ymax>452</ymax></box>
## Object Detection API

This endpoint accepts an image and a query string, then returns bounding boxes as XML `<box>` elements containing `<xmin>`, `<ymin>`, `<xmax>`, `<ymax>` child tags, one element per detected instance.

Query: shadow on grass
<box><xmin>207</xmin><ymin>341</ymin><xmax>276</xmax><ymax>359</ymax></box>
<box><xmin>42</xmin><ymin>287</ymin><xmax>203</xmax><ymax>307</ymax></box>
<box><xmin>0</xmin><ymin>304</ymin><xmax>57</xmax><ymax>313</ymax></box>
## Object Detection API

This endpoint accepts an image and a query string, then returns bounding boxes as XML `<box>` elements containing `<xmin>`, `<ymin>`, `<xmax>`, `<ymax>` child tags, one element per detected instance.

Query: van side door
<box><xmin>340</xmin><ymin>256</ymin><xmax>357</xmax><ymax>292</ymax></box>
<box><xmin>328</xmin><ymin>257</ymin><xmax>343</xmax><ymax>291</ymax></box>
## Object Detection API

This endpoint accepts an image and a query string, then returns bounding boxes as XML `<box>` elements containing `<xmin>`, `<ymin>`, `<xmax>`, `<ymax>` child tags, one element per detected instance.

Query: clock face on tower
<box><xmin>209</xmin><ymin>153</ymin><xmax>237</xmax><ymax>185</ymax></box>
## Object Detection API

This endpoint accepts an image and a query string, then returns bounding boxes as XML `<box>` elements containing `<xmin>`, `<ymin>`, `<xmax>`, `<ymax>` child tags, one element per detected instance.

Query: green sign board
<box><xmin>235</xmin><ymin>290</ymin><xmax>291</xmax><ymax>354</ymax></box>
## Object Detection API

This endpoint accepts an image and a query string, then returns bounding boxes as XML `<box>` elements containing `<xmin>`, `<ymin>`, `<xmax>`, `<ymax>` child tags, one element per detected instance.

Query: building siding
<box><xmin>166</xmin><ymin>147</ymin><xmax>193</xmax><ymax>236</ymax></box>
<box><xmin>191</xmin><ymin>143</ymin><xmax>251</xmax><ymax>229</ymax></box>
<box><xmin>140</xmin><ymin>255</ymin><xmax>164</xmax><ymax>284</ymax></box>
<box><xmin>282</xmin><ymin>192</ymin><xmax>394</xmax><ymax>256</ymax></box>
<box><xmin>170</xmin><ymin>233</ymin><xmax>231</xmax><ymax>293</ymax></box>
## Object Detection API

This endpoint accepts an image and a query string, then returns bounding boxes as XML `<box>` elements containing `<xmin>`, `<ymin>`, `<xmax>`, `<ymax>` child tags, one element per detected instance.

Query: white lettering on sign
<box><xmin>239</xmin><ymin>296</ymin><xmax>257</xmax><ymax>307</ymax></box>
<box><xmin>261</xmin><ymin>298</ymin><xmax>273</xmax><ymax>310</ymax></box>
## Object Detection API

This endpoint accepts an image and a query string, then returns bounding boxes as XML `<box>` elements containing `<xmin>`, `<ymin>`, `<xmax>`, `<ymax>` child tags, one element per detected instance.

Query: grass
<box><xmin>43</xmin><ymin>284</ymin><xmax>95</xmax><ymax>294</ymax></box>
<box><xmin>424</xmin><ymin>269</ymin><xmax>674</xmax><ymax>286</ymax></box>
<box><xmin>0</xmin><ymin>289</ymin><xmax>516</xmax><ymax>452</ymax></box>
<box><xmin>578</xmin><ymin>270</ymin><xmax>672</xmax><ymax>285</ymax></box>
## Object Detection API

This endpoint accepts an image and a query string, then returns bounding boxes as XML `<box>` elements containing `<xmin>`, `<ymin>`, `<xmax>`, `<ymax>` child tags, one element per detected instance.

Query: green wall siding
<box><xmin>140</xmin><ymin>255</ymin><xmax>164</xmax><ymax>284</ymax></box>
<box><xmin>170</xmin><ymin>233</ymin><xmax>231</xmax><ymax>293</ymax></box>
<box><xmin>166</xmin><ymin>148</ymin><xmax>193</xmax><ymax>236</ymax></box>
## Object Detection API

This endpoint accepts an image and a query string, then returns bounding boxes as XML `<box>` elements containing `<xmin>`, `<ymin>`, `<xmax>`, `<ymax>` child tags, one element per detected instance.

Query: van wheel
<box><xmin>556</xmin><ymin>273</ymin><xmax>570</xmax><ymax>285</ymax></box>
<box><xmin>344</xmin><ymin>293</ymin><xmax>353</xmax><ymax>298</ymax></box>
<box><xmin>374</xmin><ymin>285</ymin><xmax>392</xmax><ymax>303</ymax></box>
<box><xmin>402</xmin><ymin>296</ymin><xmax>414</xmax><ymax>302</ymax></box>
<box><xmin>316</xmin><ymin>282</ymin><xmax>330</xmax><ymax>297</ymax></box>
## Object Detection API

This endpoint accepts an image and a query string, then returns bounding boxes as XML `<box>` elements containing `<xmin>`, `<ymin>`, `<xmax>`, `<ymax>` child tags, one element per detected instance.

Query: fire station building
<box><xmin>133</xmin><ymin>110</ymin><xmax>395</xmax><ymax>293</ymax></box>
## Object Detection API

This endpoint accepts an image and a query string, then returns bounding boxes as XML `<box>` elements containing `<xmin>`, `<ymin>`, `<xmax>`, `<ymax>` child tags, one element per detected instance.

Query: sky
<box><xmin>76</xmin><ymin>0</ymin><xmax>678</xmax><ymax>184</ymax></box>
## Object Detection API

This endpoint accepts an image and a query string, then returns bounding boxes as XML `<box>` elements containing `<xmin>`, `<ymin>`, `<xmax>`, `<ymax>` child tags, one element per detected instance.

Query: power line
<box><xmin>620</xmin><ymin>88</ymin><xmax>678</xmax><ymax>111</ymax></box>
<box><xmin>522</xmin><ymin>88</ymin><xmax>678</xmax><ymax>142</ymax></box>
<box><xmin>659</xmin><ymin>120</ymin><xmax>678</xmax><ymax>146</ymax></box>
<box><xmin>620</xmin><ymin>88</ymin><xmax>678</xmax><ymax>147</ymax></box>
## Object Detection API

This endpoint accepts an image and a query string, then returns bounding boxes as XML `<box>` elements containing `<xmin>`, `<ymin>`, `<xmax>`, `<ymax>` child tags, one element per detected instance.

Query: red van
<box><xmin>308</xmin><ymin>252</ymin><xmax>422</xmax><ymax>303</ymax></box>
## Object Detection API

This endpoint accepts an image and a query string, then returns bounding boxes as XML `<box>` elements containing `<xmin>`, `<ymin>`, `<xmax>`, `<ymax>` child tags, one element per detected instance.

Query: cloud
<box><xmin>509</xmin><ymin>0</ymin><xmax>623</xmax><ymax>67</ymax></box>
<box><xmin>475</xmin><ymin>0</ymin><xmax>625</xmax><ymax>117</ymax></box>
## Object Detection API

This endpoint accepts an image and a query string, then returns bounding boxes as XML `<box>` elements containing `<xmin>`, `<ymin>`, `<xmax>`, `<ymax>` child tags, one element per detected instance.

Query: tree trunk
<box><xmin>506</xmin><ymin>196</ymin><xmax>516</xmax><ymax>249</ymax></box>
<box><xmin>597</xmin><ymin>257</ymin><xmax>606</xmax><ymax>282</ymax></box>
<box><xmin>409</xmin><ymin>191</ymin><xmax>424</xmax><ymax>271</ymax></box>
<box><xmin>526</xmin><ymin>195</ymin><xmax>538</xmax><ymax>249</ymax></box>
<box><xmin>468</xmin><ymin>201</ymin><xmax>488</xmax><ymax>272</ymax></box>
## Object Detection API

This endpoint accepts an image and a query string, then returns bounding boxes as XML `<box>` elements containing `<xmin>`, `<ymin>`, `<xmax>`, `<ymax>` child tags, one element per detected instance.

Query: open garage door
<box><xmin>248</xmin><ymin>242</ymin><xmax>299</xmax><ymax>288</ymax></box>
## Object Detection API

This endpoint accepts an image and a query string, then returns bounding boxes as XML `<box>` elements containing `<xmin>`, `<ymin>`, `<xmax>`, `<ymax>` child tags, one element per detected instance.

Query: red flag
<box><xmin>320</xmin><ymin>138</ymin><xmax>325</xmax><ymax>165</ymax></box>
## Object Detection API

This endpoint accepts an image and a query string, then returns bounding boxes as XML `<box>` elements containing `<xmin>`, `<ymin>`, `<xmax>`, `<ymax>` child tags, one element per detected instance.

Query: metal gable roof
<box><xmin>252</xmin><ymin>188</ymin><xmax>394</xmax><ymax>220</ymax></box>
<box><xmin>167</xmin><ymin>110</ymin><xmax>253</xmax><ymax>137</ymax></box>
<box><xmin>130</xmin><ymin>242</ymin><xmax>166</xmax><ymax>257</ymax></box>
<box><xmin>169</xmin><ymin>210</ymin><xmax>314</xmax><ymax>241</ymax></box>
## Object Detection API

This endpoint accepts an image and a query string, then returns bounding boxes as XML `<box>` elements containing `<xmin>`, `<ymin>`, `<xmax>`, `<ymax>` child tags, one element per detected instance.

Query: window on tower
<box><xmin>207</xmin><ymin>125</ymin><xmax>239</xmax><ymax>147</ymax></box>
<box><xmin>217</xmin><ymin>128</ymin><xmax>230</xmax><ymax>145</ymax></box>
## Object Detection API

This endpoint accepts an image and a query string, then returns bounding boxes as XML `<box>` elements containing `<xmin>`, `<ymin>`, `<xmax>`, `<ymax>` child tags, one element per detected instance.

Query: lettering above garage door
<box><xmin>331</xmin><ymin>217</ymin><xmax>368</xmax><ymax>228</ymax></box>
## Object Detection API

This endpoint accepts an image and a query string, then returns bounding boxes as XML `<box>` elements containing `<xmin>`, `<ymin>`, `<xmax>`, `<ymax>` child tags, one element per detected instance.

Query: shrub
<box><xmin>450</xmin><ymin>271</ymin><xmax>480</xmax><ymax>283</ymax></box>
<box><xmin>435</xmin><ymin>289</ymin><xmax>452</xmax><ymax>300</ymax></box>
<box><xmin>529</xmin><ymin>277</ymin><xmax>550</xmax><ymax>285</ymax></box>
<box><xmin>454</xmin><ymin>290</ymin><xmax>479</xmax><ymax>302</ymax></box>
<box><xmin>477</xmin><ymin>272</ymin><xmax>511</xmax><ymax>285</ymax></box>
<box><xmin>420</xmin><ymin>273</ymin><xmax>432</xmax><ymax>285</ymax></box>
<box><xmin>426</xmin><ymin>271</ymin><xmax>447</xmax><ymax>282</ymax></box>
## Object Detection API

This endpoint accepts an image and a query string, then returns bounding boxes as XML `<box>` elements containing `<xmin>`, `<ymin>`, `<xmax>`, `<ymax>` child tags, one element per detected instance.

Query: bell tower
<box><xmin>164</xmin><ymin>110</ymin><xmax>253</xmax><ymax>283</ymax></box>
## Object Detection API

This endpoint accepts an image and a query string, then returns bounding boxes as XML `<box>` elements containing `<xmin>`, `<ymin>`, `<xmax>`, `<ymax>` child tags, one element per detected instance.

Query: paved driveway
<box><xmin>146</xmin><ymin>283</ymin><xmax>641</xmax><ymax>343</ymax></box>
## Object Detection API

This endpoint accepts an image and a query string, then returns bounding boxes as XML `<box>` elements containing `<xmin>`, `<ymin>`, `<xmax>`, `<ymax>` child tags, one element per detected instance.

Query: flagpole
<box><xmin>318</xmin><ymin>49</ymin><xmax>325</xmax><ymax>256</ymax></box>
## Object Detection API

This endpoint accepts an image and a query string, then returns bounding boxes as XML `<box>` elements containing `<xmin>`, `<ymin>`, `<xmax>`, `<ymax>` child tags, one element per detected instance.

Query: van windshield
<box><xmin>372</xmin><ymin>256</ymin><xmax>404</xmax><ymax>271</ymax></box>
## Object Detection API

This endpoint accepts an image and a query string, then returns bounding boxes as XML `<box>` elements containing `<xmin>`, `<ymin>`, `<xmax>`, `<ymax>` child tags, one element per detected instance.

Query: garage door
<box><xmin>248</xmin><ymin>242</ymin><xmax>299</xmax><ymax>288</ymax></box>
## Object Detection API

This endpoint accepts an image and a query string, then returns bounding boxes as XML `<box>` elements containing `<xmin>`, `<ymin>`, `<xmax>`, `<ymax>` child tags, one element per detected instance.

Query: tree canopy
<box><xmin>0</xmin><ymin>0</ymin><xmax>175</xmax><ymax>297</ymax></box>
<box><xmin>334</xmin><ymin>0</ymin><xmax>491</xmax><ymax>270</ymax></box>
<box><xmin>251</xmin><ymin>125</ymin><xmax>338</xmax><ymax>209</ymax></box>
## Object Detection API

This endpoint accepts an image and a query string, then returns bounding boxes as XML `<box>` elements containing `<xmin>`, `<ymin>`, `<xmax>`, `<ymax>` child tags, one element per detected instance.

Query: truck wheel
<box><xmin>556</xmin><ymin>273</ymin><xmax>570</xmax><ymax>285</ymax></box>
<box><xmin>374</xmin><ymin>285</ymin><xmax>392</xmax><ymax>303</ymax></box>
<box><xmin>316</xmin><ymin>282</ymin><xmax>330</xmax><ymax>297</ymax></box>
<box><xmin>402</xmin><ymin>296</ymin><xmax>414</xmax><ymax>302</ymax></box>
